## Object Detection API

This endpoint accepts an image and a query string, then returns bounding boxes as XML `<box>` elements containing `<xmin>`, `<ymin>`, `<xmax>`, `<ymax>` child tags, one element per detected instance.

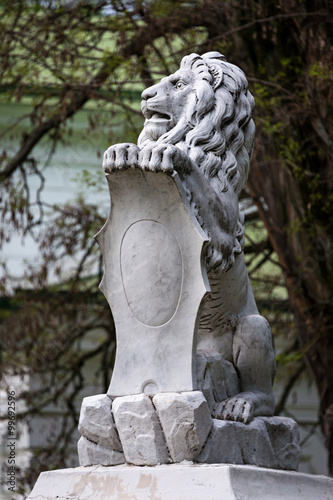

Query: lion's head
<box><xmin>138</xmin><ymin>52</ymin><xmax>255</xmax><ymax>273</ymax></box>
<box><xmin>138</xmin><ymin>51</ymin><xmax>255</xmax><ymax>197</ymax></box>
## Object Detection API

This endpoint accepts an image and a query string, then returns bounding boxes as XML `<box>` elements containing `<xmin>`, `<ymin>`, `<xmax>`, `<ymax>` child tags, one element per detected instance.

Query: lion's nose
<box><xmin>141</xmin><ymin>86</ymin><xmax>158</xmax><ymax>100</ymax></box>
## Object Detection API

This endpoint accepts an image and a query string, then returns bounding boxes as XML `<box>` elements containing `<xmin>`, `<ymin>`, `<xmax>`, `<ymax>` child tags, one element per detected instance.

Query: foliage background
<box><xmin>0</xmin><ymin>0</ymin><xmax>332</xmax><ymax>495</ymax></box>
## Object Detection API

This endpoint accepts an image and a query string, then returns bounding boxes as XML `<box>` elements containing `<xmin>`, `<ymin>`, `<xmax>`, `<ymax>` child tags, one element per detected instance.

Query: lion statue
<box><xmin>103</xmin><ymin>51</ymin><xmax>276</xmax><ymax>424</ymax></box>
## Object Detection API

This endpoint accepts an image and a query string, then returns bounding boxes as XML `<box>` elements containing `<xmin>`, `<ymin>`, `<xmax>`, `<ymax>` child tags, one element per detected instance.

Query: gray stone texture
<box><xmin>75</xmin><ymin>51</ymin><xmax>298</xmax><ymax>472</ymax></box>
<box><xmin>234</xmin><ymin>417</ymin><xmax>277</xmax><ymax>468</ymax></box>
<box><xmin>77</xmin><ymin>436</ymin><xmax>124</xmax><ymax>467</ymax></box>
<box><xmin>96</xmin><ymin>170</ymin><xmax>209</xmax><ymax>398</ymax></box>
<box><xmin>153</xmin><ymin>391</ymin><xmax>213</xmax><ymax>462</ymax></box>
<box><xmin>26</xmin><ymin>464</ymin><xmax>333</xmax><ymax>500</ymax></box>
<box><xmin>196</xmin><ymin>351</ymin><xmax>239</xmax><ymax>412</ymax></box>
<box><xmin>196</xmin><ymin>419</ymin><xmax>243</xmax><ymax>465</ymax></box>
<box><xmin>112</xmin><ymin>393</ymin><xmax>169</xmax><ymax>466</ymax></box>
<box><xmin>78</xmin><ymin>394</ymin><xmax>122</xmax><ymax>451</ymax></box>
<box><xmin>262</xmin><ymin>416</ymin><xmax>300</xmax><ymax>470</ymax></box>
<box><xmin>197</xmin><ymin>416</ymin><xmax>300</xmax><ymax>470</ymax></box>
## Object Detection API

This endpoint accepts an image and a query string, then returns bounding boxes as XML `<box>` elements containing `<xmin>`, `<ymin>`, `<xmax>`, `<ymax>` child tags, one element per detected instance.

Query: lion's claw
<box><xmin>103</xmin><ymin>143</ymin><xmax>188</xmax><ymax>175</ymax></box>
<box><xmin>139</xmin><ymin>143</ymin><xmax>185</xmax><ymax>174</ymax></box>
<box><xmin>213</xmin><ymin>396</ymin><xmax>254</xmax><ymax>424</ymax></box>
<box><xmin>103</xmin><ymin>143</ymin><xmax>139</xmax><ymax>172</ymax></box>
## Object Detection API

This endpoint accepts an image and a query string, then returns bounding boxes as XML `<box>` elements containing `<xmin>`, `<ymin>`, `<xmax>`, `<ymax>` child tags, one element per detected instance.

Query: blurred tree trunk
<box><xmin>240</xmin><ymin>0</ymin><xmax>333</xmax><ymax>474</ymax></box>
<box><xmin>247</xmin><ymin>158</ymin><xmax>333</xmax><ymax>474</ymax></box>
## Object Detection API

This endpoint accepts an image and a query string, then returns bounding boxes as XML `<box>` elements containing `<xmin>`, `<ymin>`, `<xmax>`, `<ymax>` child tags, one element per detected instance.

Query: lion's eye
<box><xmin>174</xmin><ymin>80</ymin><xmax>186</xmax><ymax>90</ymax></box>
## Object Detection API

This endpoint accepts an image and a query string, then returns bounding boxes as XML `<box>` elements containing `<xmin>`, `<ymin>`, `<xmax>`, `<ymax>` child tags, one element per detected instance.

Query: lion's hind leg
<box><xmin>214</xmin><ymin>314</ymin><xmax>276</xmax><ymax>424</ymax></box>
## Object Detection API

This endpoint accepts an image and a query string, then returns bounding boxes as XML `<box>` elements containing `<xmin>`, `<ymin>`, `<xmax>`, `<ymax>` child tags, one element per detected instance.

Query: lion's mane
<box><xmin>138</xmin><ymin>52</ymin><xmax>255</xmax><ymax>273</ymax></box>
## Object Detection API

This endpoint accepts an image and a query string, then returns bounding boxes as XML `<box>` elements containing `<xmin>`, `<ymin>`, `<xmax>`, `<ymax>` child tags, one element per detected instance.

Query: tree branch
<box><xmin>275</xmin><ymin>361</ymin><xmax>306</xmax><ymax>415</ymax></box>
<box><xmin>0</xmin><ymin>3</ymin><xmax>210</xmax><ymax>183</ymax></box>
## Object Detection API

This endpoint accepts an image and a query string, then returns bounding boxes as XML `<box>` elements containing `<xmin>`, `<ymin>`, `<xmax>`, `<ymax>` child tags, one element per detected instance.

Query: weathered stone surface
<box><xmin>77</xmin><ymin>436</ymin><xmax>124</xmax><ymax>467</ymax></box>
<box><xmin>99</xmin><ymin>52</ymin><xmax>277</xmax><ymax>426</ymax></box>
<box><xmin>96</xmin><ymin>170</ymin><xmax>209</xmax><ymax>398</ymax></box>
<box><xmin>260</xmin><ymin>416</ymin><xmax>300</xmax><ymax>470</ymax></box>
<box><xmin>112</xmin><ymin>394</ymin><xmax>169</xmax><ymax>465</ymax></box>
<box><xmin>197</xmin><ymin>416</ymin><xmax>300</xmax><ymax>471</ymax></box>
<box><xmin>73</xmin><ymin>51</ymin><xmax>297</xmax><ymax>470</ymax></box>
<box><xmin>234</xmin><ymin>417</ymin><xmax>277</xmax><ymax>468</ymax></box>
<box><xmin>78</xmin><ymin>394</ymin><xmax>122</xmax><ymax>451</ymax></box>
<box><xmin>196</xmin><ymin>352</ymin><xmax>239</xmax><ymax>411</ymax></box>
<box><xmin>27</xmin><ymin>464</ymin><xmax>333</xmax><ymax>500</ymax></box>
<box><xmin>196</xmin><ymin>419</ymin><xmax>243</xmax><ymax>465</ymax></box>
<box><xmin>153</xmin><ymin>391</ymin><xmax>213</xmax><ymax>462</ymax></box>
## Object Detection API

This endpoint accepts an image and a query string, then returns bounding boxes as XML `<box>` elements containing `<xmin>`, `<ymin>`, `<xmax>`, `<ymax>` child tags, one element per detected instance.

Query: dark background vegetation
<box><xmin>0</xmin><ymin>0</ymin><xmax>332</xmax><ymax>493</ymax></box>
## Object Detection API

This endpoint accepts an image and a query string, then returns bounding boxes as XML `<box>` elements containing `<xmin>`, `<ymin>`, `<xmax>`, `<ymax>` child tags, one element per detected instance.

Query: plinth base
<box><xmin>27</xmin><ymin>463</ymin><xmax>333</xmax><ymax>500</ymax></box>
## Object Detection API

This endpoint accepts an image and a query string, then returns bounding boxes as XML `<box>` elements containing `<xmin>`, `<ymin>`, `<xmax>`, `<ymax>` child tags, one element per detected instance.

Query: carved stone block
<box><xmin>112</xmin><ymin>394</ymin><xmax>169</xmax><ymax>466</ymax></box>
<box><xmin>196</xmin><ymin>419</ymin><xmax>243</xmax><ymax>465</ymax></box>
<box><xmin>196</xmin><ymin>352</ymin><xmax>240</xmax><ymax>411</ymax></box>
<box><xmin>77</xmin><ymin>436</ymin><xmax>124</xmax><ymax>467</ymax></box>
<box><xmin>197</xmin><ymin>416</ymin><xmax>300</xmax><ymax>470</ymax></box>
<box><xmin>234</xmin><ymin>417</ymin><xmax>277</xmax><ymax>468</ymax></box>
<box><xmin>261</xmin><ymin>416</ymin><xmax>300</xmax><ymax>470</ymax></box>
<box><xmin>153</xmin><ymin>391</ymin><xmax>213</xmax><ymax>462</ymax></box>
<box><xmin>78</xmin><ymin>394</ymin><xmax>122</xmax><ymax>451</ymax></box>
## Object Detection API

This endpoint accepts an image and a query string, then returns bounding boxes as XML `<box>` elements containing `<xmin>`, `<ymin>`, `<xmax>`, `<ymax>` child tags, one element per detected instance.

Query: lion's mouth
<box><xmin>144</xmin><ymin>109</ymin><xmax>171</xmax><ymax>121</ymax></box>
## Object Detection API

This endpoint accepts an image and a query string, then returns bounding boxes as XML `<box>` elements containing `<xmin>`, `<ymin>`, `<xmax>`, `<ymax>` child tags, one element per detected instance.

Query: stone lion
<box><xmin>103</xmin><ymin>51</ymin><xmax>276</xmax><ymax>424</ymax></box>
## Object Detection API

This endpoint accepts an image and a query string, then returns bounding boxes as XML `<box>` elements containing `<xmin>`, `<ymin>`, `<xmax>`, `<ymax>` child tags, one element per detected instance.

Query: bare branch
<box><xmin>275</xmin><ymin>361</ymin><xmax>306</xmax><ymax>415</ymax></box>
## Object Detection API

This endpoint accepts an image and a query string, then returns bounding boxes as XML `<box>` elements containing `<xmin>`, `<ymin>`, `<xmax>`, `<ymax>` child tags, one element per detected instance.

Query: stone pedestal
<box><xmin>26</xmin><ymin>463</ymin><xmax>333</xmax><ymax>500</ymax></box>
<box><xmin>77</xmin><ymin>392</ymin><xmax>300</xmax><ymax>470</ymax></box>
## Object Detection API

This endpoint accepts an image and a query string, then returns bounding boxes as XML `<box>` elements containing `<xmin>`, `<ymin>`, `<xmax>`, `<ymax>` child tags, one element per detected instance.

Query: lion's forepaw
<box><xmin>139</xmin><ymin>144</ymin><xmax>186</xmax><ymax>174</ymax></box>
<box><xmin>103</xmin><ymin>143</ymin><xmax>139</xmax><ymax>172</ymax></box>
<box><xmin>213</xmin><ymin>396</ymin><xmax>255</xmax><ymax>424</ymax></box>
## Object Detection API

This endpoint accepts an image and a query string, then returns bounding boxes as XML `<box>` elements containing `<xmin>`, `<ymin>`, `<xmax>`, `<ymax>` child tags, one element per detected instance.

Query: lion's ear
<box><xmin>208</xmin><ymin>63</ymin><xmax>240</xmax><ymax>99</ymax></box>
<box><xmin>208</xmin><ymin>63</ymin><xmax>223</xmax><ymax>91</ymax></box>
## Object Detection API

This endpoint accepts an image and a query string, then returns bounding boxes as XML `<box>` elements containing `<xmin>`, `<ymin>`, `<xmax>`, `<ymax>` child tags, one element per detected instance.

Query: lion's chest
<box><xmin>197</xmin><ymin>256</ymin><xmax>256</xmax><ymax>358</ymax></box>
